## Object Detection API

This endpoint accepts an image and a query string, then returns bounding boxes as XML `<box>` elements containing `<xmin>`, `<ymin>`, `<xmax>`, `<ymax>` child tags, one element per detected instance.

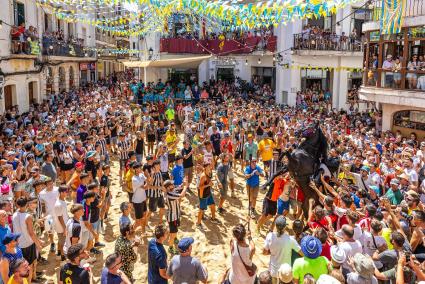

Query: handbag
<box><xmin>236</xmin><ymin>243</ymin><xmax>257</xmax><ymax>277</ymax></box>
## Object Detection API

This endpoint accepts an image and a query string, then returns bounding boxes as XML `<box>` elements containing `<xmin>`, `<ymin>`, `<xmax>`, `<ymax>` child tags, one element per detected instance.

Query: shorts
<box><xmin>21</xmin><ymin>243</ymin><xmax>37</xmax><ymax>265</ymax></box>
<box><xmin>168</xmin><ymin>219</ymin><xmax>180</xmax><ymax>234</ymax></box>
<box><xmin>111</xmin><ymin>136</ymin><xmax>118</xmax><ymax>145</ymax></box>
<box><xmin>148</xmin><ymin>196</ymin><xmax>165</xmax><ymax>212</ymax></box>
<box><xmin>168</xmin><ymin>153</ymin><xmax>175</xmax><ymax>164</ymax></box>
<box><xmin>277</xmin><ymin>199</ymin><xmax>290</xmax><ymax>215</ymax></box>
<box><xmin>133</xmin><ymin>201</ymin><xmax>147</xmax><ymax>219</ymax></box>
<box><xmin>247</xmin><ymin>185</ymin><xmax>259</xmax><ymax>201</ymax></box>
<box><xmin>161</xmin><ymin>172</ymin><xmax>170</xmax><ymax>180</ymax></box>
<box><xmin>184</xmin><ymin>167</ymin><xmax>193</xmax><ymax>179</ymax></box>
<box><xmin>228</xmin><ymin>168</ymin><xmax>234</xmax><ymax>180</ymax></box>
<box><xmin>90</xmin><ymin>220</ymin><xmax>100</xmax><ymax>239</ymax></box>
<box><xmin>147</xmin><ymin>134</ymin><xmax>156</xmax><ymax>143</ymax></box>
<box><xmin>119</xmin><ymin>159</ymin><xmax>128</xmax><ymax>170</ymax></box>
<box><xmin>199</xmin><ymin>195</ymin><xmax>215</xmax><ymax>210</ymax></box>
<box><xmin>262</xmin><ymin>198</ymin><xmax>277</xmax><ymax>216</ymax></box>
<box><xmin>81</xmin><ymin>231</ymin><xmax>90</xmax><ymax>249</ymax></box>
<box><xmin>219</xmin><ymin>183</ymin><xmax>229</xmax><ymax>198</ymax></box>
<box><xmin>213</xmin><ymin>149</ymin><xmax>221</xmax><ymax>157</ymax></box>
<box><xmin>235</xmin><ymin>151</ymin><xmax>242</xmax><ymax>159</ymax></box>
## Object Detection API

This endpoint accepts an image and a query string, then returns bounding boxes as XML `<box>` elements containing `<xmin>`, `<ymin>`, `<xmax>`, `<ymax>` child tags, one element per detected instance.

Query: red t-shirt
<box><xmin>321</xmin><ymin>241</ymin><xmax>332</xmax><ymax>260</ymax></box>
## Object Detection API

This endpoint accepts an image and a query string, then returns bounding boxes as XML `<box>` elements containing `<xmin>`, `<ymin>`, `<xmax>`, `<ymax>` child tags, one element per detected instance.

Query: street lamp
<box><xmin>258</xmin><ymin>58</ymin><xmax>261</xmax><ymax>65</ymax></box>
<box><xmin>148</xmin><ymin>47</ymin><xmax>153</xmax><ymax>60</ymax></box>
<box><xmin>0</xmin><ymin>20</ymin><xmax>3</xmax><ymax>29</ymax></box>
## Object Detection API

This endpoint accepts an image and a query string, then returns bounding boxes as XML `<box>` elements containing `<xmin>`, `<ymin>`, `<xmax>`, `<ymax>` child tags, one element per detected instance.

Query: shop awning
<box><xmin>121</xmin><ymin>54</ymin><xmax>212</xmax><ymax>69</ymax></box>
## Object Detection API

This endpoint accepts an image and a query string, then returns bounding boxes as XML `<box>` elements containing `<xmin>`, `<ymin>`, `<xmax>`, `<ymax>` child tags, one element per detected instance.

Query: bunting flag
<box><xmin>380</xmin><ymin>0</ymin><xmax>406</xmax><ymax>34</ymax></box>
<box><xmin>35</xmin><ymin>0</ymin><xmax>362</xmax><ymax>36</ymax></box>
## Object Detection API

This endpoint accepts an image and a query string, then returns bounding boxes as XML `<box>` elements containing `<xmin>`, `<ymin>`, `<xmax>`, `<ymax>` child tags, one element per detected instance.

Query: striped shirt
<box><xmin>197</xmin><ymin>123</ymin><xmax>205</xmax><ymax>133</ymax></box>
<box><xmin>118</xmin><ymin>139</ymin><xmax>131</xmax><ymax>160</ymax></box>
<box><xmin>235</xmin><ymin>133</ymin><xmax>246</xmax><ymax>152</ymax></box>
<box><xmin>97</xmin><ymin>138</ymin><xmax>108</xmax><ymax>156</ymax></box>
<box><xmin>269</xmin><ymin>160</ymin><xmax>283</xmax><ymax>178</ymax></box>
<box><xmin>147</xmin><ymin>172</ymin><xmax>163</xmax><ymax>198</ymax></box>
<box><xmin>166</xmin><ymin>190</ymin><xmax>181</xmax><ymax>222</ymax></box>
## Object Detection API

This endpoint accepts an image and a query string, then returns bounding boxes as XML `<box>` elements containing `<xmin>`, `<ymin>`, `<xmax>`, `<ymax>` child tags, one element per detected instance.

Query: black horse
<box><xmin>264</xmin><ymin>122</ymin><xmax>328</xmax><ymax>217</ymax></box>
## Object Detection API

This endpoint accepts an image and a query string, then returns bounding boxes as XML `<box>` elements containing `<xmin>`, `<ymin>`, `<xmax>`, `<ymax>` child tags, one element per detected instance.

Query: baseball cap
<box><xmin>2</xmin><ymin>233</ymin><xmax>21</xmax><ymax>245</ymax></box>
<box><xmin>178</xmin><ymin>237</ymin><xmax>194</xmax><ymax>253</ymax></box>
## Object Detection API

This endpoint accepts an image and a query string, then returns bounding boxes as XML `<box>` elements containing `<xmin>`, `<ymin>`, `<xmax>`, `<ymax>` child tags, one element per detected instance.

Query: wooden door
<box><xmin>4</xmin><ymin>85</ymin><xmax>13</xmax><ymax>110</ymax></box>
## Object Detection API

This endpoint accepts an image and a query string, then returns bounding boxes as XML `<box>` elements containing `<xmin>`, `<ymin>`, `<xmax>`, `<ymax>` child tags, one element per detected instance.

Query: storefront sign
<box><xmin>79</xmin><ymin>63</ymin><xmax>96</xmax><ymax>71</ymax></box>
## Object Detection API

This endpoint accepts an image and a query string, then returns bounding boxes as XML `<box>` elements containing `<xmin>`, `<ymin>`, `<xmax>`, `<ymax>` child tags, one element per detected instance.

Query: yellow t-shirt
<box><xmin>7</xmin><ymin>275</ymin><xmax>29</xmax><ymax>284</ymax></box>
<box><xmin>258</xmin><ymin>138</ymin><xmax>275</xmax><ymax>162</ymax></box>
<box><xmin>166</xmin><ymin>132</ymin><xmax>178</xmax><ymax>154</ymax></box>
<box><xmin>382</xmin><ymin>228</ymin><xmax>394</xmax><ymax>250</ymax></box>
<box><xmin>124</xmin><ymin>169</ymin><xmax>134</xmax><ymax>193</ymax></box>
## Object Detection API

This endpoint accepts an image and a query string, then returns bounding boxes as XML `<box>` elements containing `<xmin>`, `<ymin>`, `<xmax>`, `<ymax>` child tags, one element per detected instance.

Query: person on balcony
<box><xmin>382</xmin><ymin>54</ymin><xmax>394</xmax><ymax>88</ymax></box>
<box><xmin>393</xmin><ymin>57</ymin><xmax>402</xmax><ymax>89</ymax></box>
<box><xmin>407</xmin><ymin>55</ymin><xmax>419</xmax><ymax>89</ymax></box>
<box><xmin>10</xmin><ymin>23</ymin><xmax>26</xmax><ymax>54</ymax></box>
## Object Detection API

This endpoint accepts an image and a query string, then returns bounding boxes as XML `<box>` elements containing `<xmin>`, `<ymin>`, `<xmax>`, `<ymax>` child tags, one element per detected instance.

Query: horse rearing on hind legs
<box><xmin>263</xmin><ymin>122</ymin><xmax>328</xmax><ymax>218</ymax></box>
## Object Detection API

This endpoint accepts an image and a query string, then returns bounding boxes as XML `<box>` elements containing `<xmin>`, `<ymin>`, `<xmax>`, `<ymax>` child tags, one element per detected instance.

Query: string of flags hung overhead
<box><xmin>36</xmin><ymin>0</ymin><xmax>363</xmax><ymax>36</ymax></box>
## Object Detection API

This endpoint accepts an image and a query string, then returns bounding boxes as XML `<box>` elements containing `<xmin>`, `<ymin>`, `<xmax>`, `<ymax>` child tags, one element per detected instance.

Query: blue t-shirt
<box><xmin>101</xmin><ymin>267</ymin><xmax>122</xmax><ymax>284</ymax></box>
<box><xmin>244</xmin><ymin>165</ymin><xmax>263</xmax><ymax>187</ymax></box>
<box><xmin>148</xmin><ymin>238</ymin><xmax>168</xmax><ymax>284</ymax></box>
<box><xmin>0</xmin><ymin>224</ymin><xmax>11</xmax><ymax>253</ymax></box>
<box><xmin>76</xmin><ymin>185</ymin><xmax>87</xmax><ymax>204</ymax></box>
<box><xmin>172</xmin><ymin>165</ymin><xmax>184</xmax><ymax>186</ymax></box>
<box><xmin>119</xmin><ymin>215</ymin><xmax>131</xmax><ymax>228</ymax></box>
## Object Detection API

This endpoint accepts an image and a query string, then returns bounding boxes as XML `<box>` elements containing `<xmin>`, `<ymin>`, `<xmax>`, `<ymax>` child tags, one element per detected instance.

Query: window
<box><xmin>393</xmin><ymin>110</ymin><xmax>425</xmax><ymax>131</ymax></box>
<box><xmin>13</xmin><ymin>1</ymin><xmax>25</xmax><ymax>26</ymax></box>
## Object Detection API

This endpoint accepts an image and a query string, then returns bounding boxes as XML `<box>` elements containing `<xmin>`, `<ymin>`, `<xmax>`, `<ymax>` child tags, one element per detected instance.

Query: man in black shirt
<box><xmin>181</xmin><ymin>140</ymin><xmax>194</xmax><ymax>192</ymax></box>
<box><xmin>59</xmin><ymin>243</ymin><xmax>90</xmax><ymax>284</ymax></box>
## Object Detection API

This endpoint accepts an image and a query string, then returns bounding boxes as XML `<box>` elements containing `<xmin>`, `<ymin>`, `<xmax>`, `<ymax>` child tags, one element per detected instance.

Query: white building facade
<box><xmin>0</xmin><ymin>0</ymin><xmax>97</xmax><ymax>113</ymax></box>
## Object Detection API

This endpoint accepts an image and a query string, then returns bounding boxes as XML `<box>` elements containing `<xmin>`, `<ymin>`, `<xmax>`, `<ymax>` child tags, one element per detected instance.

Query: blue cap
<box><xmin>86</xmin><ymin>151</ymin><xmax>96</xmax><ymax>158</ymax></box>
<box><xmin>360</xmin><ymin>165</ymin><xmax>370</xmax><ymax>173</ymax></box>
<box><xmin>2</xmin><ymin>233</ymin><xmax>21</xmax><ymax>245</ymax></box>
<box><xmin>178</xmin><ymin>237</ymin><xmax>194</xmax><ymax>253</ymax></box>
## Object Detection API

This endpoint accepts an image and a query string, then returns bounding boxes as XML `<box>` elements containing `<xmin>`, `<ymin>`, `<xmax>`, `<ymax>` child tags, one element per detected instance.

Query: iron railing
<box><xmin>293</xmin><ymin>33</ymin><xmax>363</xmax><ymax>52</ymax></box>
<box><xmin>42</xmin><ymin>36</ymin><xmax>95</xmax><ymax>57</ymax></box>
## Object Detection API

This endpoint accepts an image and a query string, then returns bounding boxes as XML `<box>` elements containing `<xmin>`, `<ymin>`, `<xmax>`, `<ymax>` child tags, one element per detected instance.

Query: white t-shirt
<box><xmin>54</xmin><ymin>199</ymin><xmax>69</xmax><ymax>234</ymax></box>
<box><xmin>336</xmin><ymin>224</ymin><xmax>363</xmax><ymax>241</ymax></box>
<box><xmin>132</xmin><ymin>173</ymin><xmax>147</xmax><ymax>203</ymax></box>
<box><xmin>360</xmin><ymin>231</ymin><xmax>386</xmax><ymax>269</ymax></box>
<box><xmin>340</xmin><ymin>240</ymin><xmax>363</xmax><ymax>271</ymax></box>
<box><xmin>264</xmin><ymin>232</ymin><xmax>301</xmax><ymax>277</ymax></box>
<box><xmin>39</xmin><ymin>188</ymin><xmax>59</xmax><ymax>215</ymax></box>
<box><xmin>405</xmin><ymin>168</ymin><xmax>418</xmax><ymax>184</ymax></box>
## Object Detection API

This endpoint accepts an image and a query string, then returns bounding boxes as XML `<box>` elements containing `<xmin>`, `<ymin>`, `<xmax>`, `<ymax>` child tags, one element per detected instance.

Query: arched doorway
<box><xmin>58</xmin><ymin>67</ymin><xmax>66</xmax><ymax>92</ymax></box>
<box><xmin>46</xmin><ymin>67</ymin><xmax>54</xmax><ymax>94</ymax></box>
<box><xmin>69</xmin><ymin>66</ymin><xmax>75</xmax><ymax>88</ymax></box>
<box><xmin>4</xmin><ymin>85</ymin><xmax>16</xmax><ymax>110</ymax></box>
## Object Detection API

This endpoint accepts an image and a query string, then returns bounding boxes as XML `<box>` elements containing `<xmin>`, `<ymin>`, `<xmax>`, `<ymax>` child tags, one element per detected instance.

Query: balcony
<box><xmin>160</xmin><ymin>36</ymin><xmax>277</xmax><ymax>55</ymax></box>
<box><xmin>364</xmin><ymin>68</ymin><xmax>425</xmax><ymax>91</ymax></box>
<box><xmin>42</xmin><ymin>36</ymin><xmax>95</xmax><ymax>58</ymax></box>
<box><xmin>293</xmin><ymin>33</ymin><xmax>362</xmax><ymax>52</ymax></box>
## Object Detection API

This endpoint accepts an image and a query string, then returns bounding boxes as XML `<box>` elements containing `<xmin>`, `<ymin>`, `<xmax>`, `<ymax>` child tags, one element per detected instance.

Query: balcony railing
<box><xmin>372</xmin><ymin>0</ymin><xmax>425</xmax><ymax>20</ymax></box>
<box><xmin>293</xmin><ymin>33</ymin><xmax>363</xmax><ymax>52</ymax></box>
<box><xmin>160</xmin><ymin>36</ymin><xmax>277</xmax><ymax>55</ymax></box>
<box><xmin>365</xmin><ymin>68</ymin><xmax>425</xmax><ymax>91</ymax></box>
<box><xmin>10</xmin><ymin>37</ymin><xmax>40</xmax><ymax>55</ymax></box>
<box><xmin>42</xmin><ymin>36</ymin><xmax>95</xmax><ymax>57</ymax></box>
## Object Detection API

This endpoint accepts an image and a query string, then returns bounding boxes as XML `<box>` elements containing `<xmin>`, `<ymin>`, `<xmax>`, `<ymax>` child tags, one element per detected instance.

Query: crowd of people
<box><xmin>0</xmin><ymin>71</ymin><xmax>424</xmax><ymax>284</ymax></box>
<box><xmin>295</xmin><ymin>25</ymin><xmax>361</xmax><ymax>52</ymax></box>
<box><xmin>379</xmin><ymin>54</ymin><xmax>425</xmax><ymax>90</ymax></box>
<box><xmin>10</xmin><ymin>23</ymin><xmax>39</xmax><ymax>54</ymax></box>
